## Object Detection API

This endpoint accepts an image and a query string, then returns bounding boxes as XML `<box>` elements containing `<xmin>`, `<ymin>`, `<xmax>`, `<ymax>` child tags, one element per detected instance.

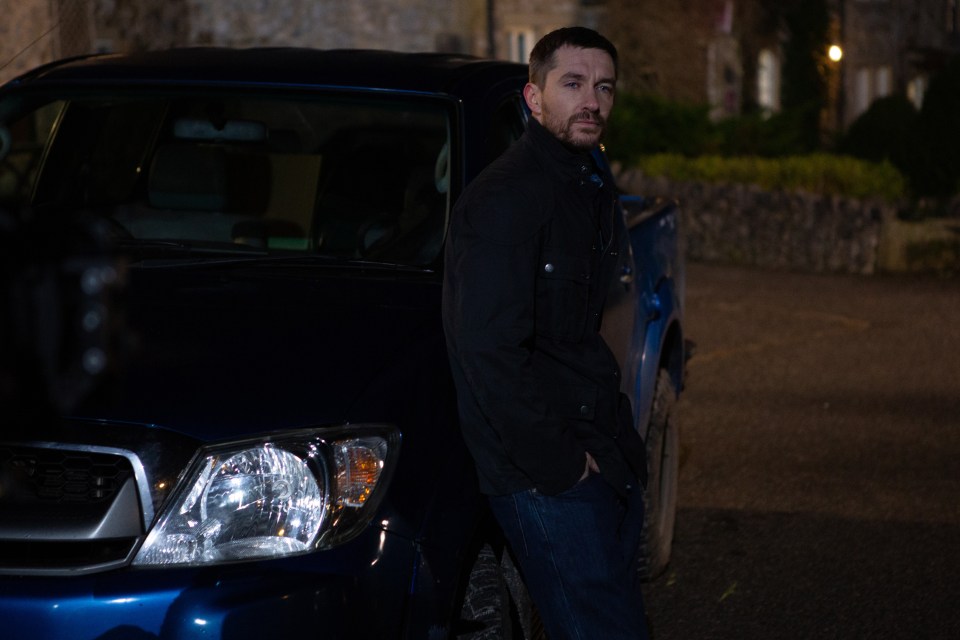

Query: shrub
<box><xmin>605</xmin><ymin>93</ymin><xmax>715</xmax><ymax>165</ymax></box>
<box><xmin>606</xmin><ymin>93</ymin><xmax>833</xmax><ymax>163</ymax></box>
<box><xmin>839</xmin><ymin>94</ymin><xmax>920</xmax><ymax>165</ymax></box>
<box><xmin>839</xmin><ymin>94</ymin><xmax>928</xmax><ymax>197</ymax></box>
<box><xmin>838</xmin><ymin>55</ymin><xmax>960</xmax><ymax>200</ymax></box>
<box><xmin>916</xmin><ymin>54</ymin><xmax>960</xmax><ymax>197</ymax></box>
<box><xmin>635</xmin><ymin>153</ymin><xmax>906</xmax><ymax>202</ymax></box>
<box><xmin>715</xmin><ymin>104</ymin><xmax>822</xmax><ymax>156</ymax></box>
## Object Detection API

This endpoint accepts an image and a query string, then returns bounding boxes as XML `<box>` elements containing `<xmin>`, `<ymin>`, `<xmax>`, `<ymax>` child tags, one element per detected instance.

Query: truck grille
<box><xmin>0</xmin><ymin>444</ymin><xmax>143</xmax><ymax>574</ymax></box>
<box><xmin>0</xmin><ymin>445</ymin><xmax>132</xmax><ymax>505</ymax></box>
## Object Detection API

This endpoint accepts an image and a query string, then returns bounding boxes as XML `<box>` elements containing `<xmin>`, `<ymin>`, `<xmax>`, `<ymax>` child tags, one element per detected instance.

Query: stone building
<box><xmin>1</xmin><ymin>1</ymin><xmax>95</xmax><ymax>83</ymax></box>
<box><xmin>490</xmin><ymin>0</ymin><xmax>606</xmax><ymax>62</ymax></box>
<box><xmin>88</xmin><ymin>0</ymin><xmax>602</xmax><ymax>62</ymax></box>
<box><xmin>838</xmin><ymin>0</ymin><xmax>960</xmax><ymax>127</ymax></box>
<box><xmin>603</xmin><ymin>0</ymin><xmax>960</xmax><ymax>127</ymax></box>
<box><xmin>0</xmin><ymin>0</ymin><xmax>495</xmax><ymax>86</ymax></box>
<box><xmin>604</xmin><ymin>0</ymin><xmax>745</xmax><ymax>115</ymax></box>
<box><xmin>84</xmin><ymin>0</ymin><xmax>484</xmax><ymax>56</ymax></box>
<box><xmin>0</xmin><ymin>1</ymin><xmax>599</xmax><ymax>85</ymax></box>
<box><xmin>2</xmin><ymin>0</ymin><xmax>959</xmax><ymax>130</ymax></box>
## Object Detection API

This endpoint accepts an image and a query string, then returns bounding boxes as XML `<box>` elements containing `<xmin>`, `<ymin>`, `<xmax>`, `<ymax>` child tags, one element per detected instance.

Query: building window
<box><xmin>875</xmin><ymin>66</ymin><xmax>892</xmax><ymax>98</ymax></box>
<box><xmin>716</xmin><ymin>0</ymin><xmax>734</xmax><ymax>34</ymax></box>
<box><xmin>852</xmin><ymin>65</ymin><xmax>894</xmax><ymax>117</ymax></box>
<box><xmin>854</xmin><ymin>67</ymin><xmax>872</xmax><ymax>116</ymax></box>
<box><xmin>508</xmin><ymin>29</ymin><xmax>535</xmax><ymax>64</ymax></box>
<box><xmin>757</xmin><ymin>48</ymin><xmax>780</xmax><ymax>114</ymax></box>
<box><xmin>907</xmin><ymin>75</ymin><xmax>928</xmax><ymax>109</ymax></box>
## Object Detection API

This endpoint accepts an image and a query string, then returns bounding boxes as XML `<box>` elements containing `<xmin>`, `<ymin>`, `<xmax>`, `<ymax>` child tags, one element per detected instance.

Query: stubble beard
<box><xmin>543</xmin><ymin>108</ymin><xmax>606</xmax><ymax>152</ymax></box>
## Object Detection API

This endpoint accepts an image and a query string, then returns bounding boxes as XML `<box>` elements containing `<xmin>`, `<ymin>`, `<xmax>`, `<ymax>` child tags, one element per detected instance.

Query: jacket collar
<box><xmin>526</xmin><ymin>117</ymin><xmax>601</xmax><ymax>185</ymax></box>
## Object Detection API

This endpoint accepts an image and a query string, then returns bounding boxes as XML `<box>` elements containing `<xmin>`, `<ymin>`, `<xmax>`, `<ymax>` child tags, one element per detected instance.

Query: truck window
<box><xmin>487</xmin><ymin>96</ymin><xmax>527</xmax><ymax>162</ymax></box>
<box><xmin>0</xmin><ymin>100</ymin><xmax>62</xmax><ymax>208</ymax></box>
<box><xmin>1</xmin><ymin>92</ymin><xmax>452</xmax><ymax>266</ymax></box>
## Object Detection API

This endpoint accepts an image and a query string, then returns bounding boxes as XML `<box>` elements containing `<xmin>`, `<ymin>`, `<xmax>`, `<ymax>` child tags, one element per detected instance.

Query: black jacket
<box><xmin>442</xmin><ymin>118</ymin><xmax>647</xmax><ymax>497</ymax></box>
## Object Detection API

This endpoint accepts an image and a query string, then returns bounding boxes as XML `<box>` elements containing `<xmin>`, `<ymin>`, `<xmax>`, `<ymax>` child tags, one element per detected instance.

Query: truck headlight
<box><xmin>133</xmin><ymin>426</ymin><xmax>399</xmax><ymax>566</ymax></box>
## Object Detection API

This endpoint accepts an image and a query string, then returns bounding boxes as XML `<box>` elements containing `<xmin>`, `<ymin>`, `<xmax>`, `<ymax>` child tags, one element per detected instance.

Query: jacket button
<box><xmin>579</xmin><ymin>404</ymin><xmax>590</xmax><ymax>416</ymax></box>
<box><xmin>544</xmin><ymin>263</ymin><xmax>555</xmax><ymax>273</ymax></box>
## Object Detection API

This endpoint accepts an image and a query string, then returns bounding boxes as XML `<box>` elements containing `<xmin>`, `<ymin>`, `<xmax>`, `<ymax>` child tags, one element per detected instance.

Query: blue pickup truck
<box><xmin>0</xmin><ymin>48</ymin><xmax>684</xmax><ymax>639</ymax></box>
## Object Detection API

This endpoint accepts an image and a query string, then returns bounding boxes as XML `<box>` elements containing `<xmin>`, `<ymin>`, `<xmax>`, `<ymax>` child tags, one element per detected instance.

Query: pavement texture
<box><xmin>642</xmin><ymin>262</ymin><xmax>960</xmax><ymax>640</ymax></box>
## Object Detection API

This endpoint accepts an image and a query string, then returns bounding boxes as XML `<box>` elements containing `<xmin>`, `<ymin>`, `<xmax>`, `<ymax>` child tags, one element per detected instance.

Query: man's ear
<box><xmin>523</xmin><ymin>83</ymin><xmax>542</xmax><ymax>118</ymax></box>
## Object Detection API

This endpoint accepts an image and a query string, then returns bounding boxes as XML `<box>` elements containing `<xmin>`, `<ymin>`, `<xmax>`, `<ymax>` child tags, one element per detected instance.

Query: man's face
<box><xmin>524</xmin><ymin>45</ymin><xmax>616</xmax><ymax>152</ymax></box>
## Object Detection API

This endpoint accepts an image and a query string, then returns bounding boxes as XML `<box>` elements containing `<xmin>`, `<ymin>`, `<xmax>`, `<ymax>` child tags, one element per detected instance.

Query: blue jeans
<box><xmin>488</xmin><ymin>473</ymin><xmax>650</xmax><ymax>640</ymax></box>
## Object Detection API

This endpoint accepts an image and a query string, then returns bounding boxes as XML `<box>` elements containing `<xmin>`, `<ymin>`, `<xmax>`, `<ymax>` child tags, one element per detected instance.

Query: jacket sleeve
<box><xmin>444</xmin><ymin>184</ymin><xmax>585</xmax><ymax>494</ymax></box>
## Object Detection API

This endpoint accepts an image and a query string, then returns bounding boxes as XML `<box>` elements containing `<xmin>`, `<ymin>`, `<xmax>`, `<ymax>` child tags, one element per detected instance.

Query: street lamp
<box><xmin>828</xmin><ymin>45</ymin><xmax>843</xmax><ymax>63</ymax></box>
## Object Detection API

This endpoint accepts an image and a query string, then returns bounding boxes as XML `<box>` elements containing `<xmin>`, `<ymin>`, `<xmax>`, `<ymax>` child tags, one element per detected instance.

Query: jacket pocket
<box><xmin>535</xmin><ymin>251</ymin><xmax>591</xmax><ymax>342</ymax></box>
<box><xmin>543</xmin><ymin>382</ymin><xmax>598</xmax><ymax>423</ymax></box>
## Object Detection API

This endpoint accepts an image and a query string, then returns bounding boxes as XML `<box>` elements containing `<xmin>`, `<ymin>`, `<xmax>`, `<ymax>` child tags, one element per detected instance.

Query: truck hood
<box><xmin>76</xmin><ymin>261</ymin><xmax>445</xmax><ymax>442</ymax></box>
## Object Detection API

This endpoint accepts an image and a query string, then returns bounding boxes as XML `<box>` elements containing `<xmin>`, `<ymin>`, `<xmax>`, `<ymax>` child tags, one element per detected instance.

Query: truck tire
<box><xmin>638</xmin><ymin>368</ymin><xmax>679</xmax><ymax>580</ymax></box>
<box><xmin>457</xmin><ymin>544</ymin><xmax>544</xmax><ymax>639</ymax></box>
<box><xmin>457</xmin><ymin>544</ymin><xmax>506</xmax><ymax>639</ymax></box>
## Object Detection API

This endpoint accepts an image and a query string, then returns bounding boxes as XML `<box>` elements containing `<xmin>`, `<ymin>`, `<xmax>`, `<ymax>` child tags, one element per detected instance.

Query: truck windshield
<box><xmin>0</xmin><ymin>90</ymin><xmax>451</xmax><ymax>266</ymax></box>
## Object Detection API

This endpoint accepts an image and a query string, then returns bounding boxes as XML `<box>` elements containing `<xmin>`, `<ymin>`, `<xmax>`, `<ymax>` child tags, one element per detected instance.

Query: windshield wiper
<box><xmin>117</xmin><ymin>239</ymin><xmax>270</xmax><ymax>265</ymax></box>
<box><xmin>115</xmin><ymin>239</ymin><xmax>433</xmax><ymax>271</ymax></box>
<box><xmin>187</xmin><ymin>253</ymin><xmax>432</xmax><ymax>272</ymax></box>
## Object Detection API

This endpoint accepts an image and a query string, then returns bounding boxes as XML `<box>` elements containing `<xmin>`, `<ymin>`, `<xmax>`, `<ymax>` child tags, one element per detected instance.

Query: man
<box><xmin>442</xmin><ymin>27</ymin><xmax>650</xmax><ymax>639</ymax></box>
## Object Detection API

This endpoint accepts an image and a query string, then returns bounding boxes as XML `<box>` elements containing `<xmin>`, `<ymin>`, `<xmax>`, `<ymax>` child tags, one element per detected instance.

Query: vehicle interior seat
<box><xmin>313</xmin><ymin>127</ymin><xmax>447</xmax><ymax>263</ymax></box>
<box><xmin>114</xmin><ymin>142</ymin><xmax>272</xmax><ymax>243</ymax></box>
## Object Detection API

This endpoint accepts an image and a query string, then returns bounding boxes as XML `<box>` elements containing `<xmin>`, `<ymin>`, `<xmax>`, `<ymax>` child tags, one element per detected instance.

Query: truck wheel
<box><xmin>457</xmin><ymin>544</ymin><xmax>543</xmax><ymax>639</ymax></box>
<box><xmin>639</xmin><ymin>368</ymin><xmax>679</xmax><ymax>580</ymax></box>
<box><xmin>457</xmin><ymin>544</ymin><xmax>514</xmax><ymax>639</ymax></box>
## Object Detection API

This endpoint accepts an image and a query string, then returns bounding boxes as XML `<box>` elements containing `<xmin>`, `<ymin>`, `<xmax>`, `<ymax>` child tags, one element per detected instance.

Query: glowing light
<box><xmin>339</xmin><ymin>445</ymin><xmax>383</xmax><ymax>507</ymax></box>
<box><xmin>371</xmin><ymin>530</ymin><xmax>387</xmax><ymax>567</ymax></box>
<box><xmin>828</xmin><ymin>45</ymin><xmax>843</xmax><ymax>62</ymax></box>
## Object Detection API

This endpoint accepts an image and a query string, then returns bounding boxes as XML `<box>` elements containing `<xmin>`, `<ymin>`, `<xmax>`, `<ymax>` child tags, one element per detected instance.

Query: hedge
<box><xmin>632</xmin><ymin>153</ymin><xmax>906</xmax><ymax>202</ymax></box>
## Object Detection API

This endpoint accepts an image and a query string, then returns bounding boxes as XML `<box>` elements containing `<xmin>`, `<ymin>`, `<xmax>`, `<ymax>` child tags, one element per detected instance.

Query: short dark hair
<box><xmin>528</xmin><ymin>27</ymin><xmax>618</xmax><ymax>87</ymax></box>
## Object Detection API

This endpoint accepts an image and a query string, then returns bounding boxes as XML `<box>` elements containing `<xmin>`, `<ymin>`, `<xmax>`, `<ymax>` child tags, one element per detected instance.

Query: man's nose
<box><xmin>583</xmin><ymin>89</ymin><xmax>600</xmax><ymax>111</ymax></box>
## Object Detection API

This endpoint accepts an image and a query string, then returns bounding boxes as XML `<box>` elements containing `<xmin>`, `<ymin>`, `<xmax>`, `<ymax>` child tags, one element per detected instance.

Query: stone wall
<box><xmin>1</xmin><ymin>1</ymin><xmax>57</xmax><ymax>85</ymax></box>
<box><xmin>2</xmin><ymin>0</ymin><xmax>596</xmax><ymax>81</ymax></box>
<box><xmin>617</xmin><ymin>169</ymin><xmax>891</xmax><ymax>275</ymax></box>
<box><xmin>184</xmin><ymin>0</ymin><xmax>471</xmax><ymax>52</ymax></box>
<box><xmin>618</xmin><ymin>168</ymin><xmax>960</xmax><ymax>276</ymax></box>
<box><xmin>91</xmin><ymin>0</ymin><xmax>488</xmax><ymax>55</ymax></box>
<box><xmin>1</xmin><ymin>0</ymin><xmax>493</xmax><ymax>71</ymax></box>
<box><xmin>3</xmin><ymin>2</ymin><xmax>103</xmax><ymax>86</ymax></box>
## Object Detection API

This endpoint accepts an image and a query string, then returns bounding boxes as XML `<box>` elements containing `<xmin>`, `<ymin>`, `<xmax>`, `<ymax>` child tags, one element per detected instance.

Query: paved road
<box><xmin>641</xmin><ymin>263</ymin><xmax>960</xmax><ymax>639</ymax></box>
